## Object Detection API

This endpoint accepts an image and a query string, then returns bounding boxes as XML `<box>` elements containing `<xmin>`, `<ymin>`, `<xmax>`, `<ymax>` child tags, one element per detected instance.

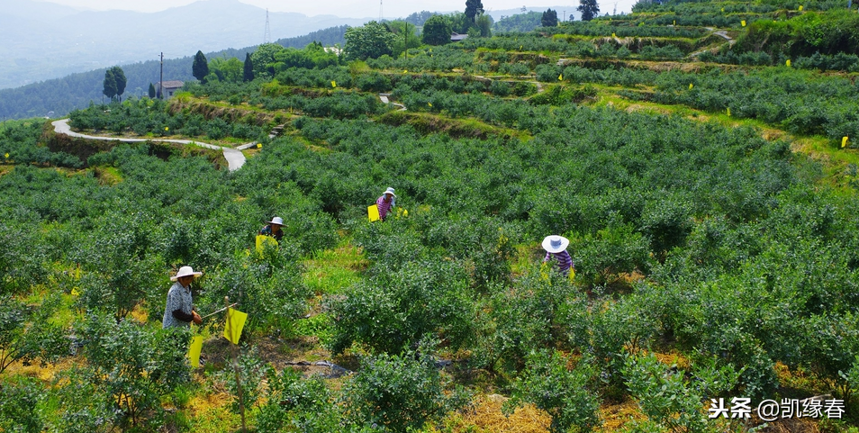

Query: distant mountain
<box><xmin>0</xmin><ymin>0</ymin><xmax>371</xmax><ymax>89</ymax></box>
<box><xmin>0</xmin><ymin>26</ymin><xmax>351</xmax><ymax>121</ymax></box>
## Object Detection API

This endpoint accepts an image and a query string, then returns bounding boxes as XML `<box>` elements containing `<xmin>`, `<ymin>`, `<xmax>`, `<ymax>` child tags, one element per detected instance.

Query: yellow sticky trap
<box><xmin>165</xmin><ymin>127</ymin><xmax>169</xmax><ymax>131</ymax></box>
<box><xmin>224</xmin><ymin>308</ymin><xmax>247</xmax><ymax>345</ymax></box>
<box><xmin>519</xmin><ymin>45</ymin><xmax>523</xmax><ymax>50</ymax></box>
<box><xmin>798</xmin><ymin>5</ymin><xmax>803</xmax><ymax>10</ymax></box>
<box><xmin>721</xmin><ymin>7</ymin><xmax>725</xmax><ymax>12</ymax></box>
<box><xmin>71</xmin><ymin>288</ymin><xmax>80</xmax><ymax>296</ymax></box>
<box><xmin>3</xmin><ymin>153</ymin><xmax>8</xmax><ymax>159</ymax></box>
<box><xmin>673</xmin><ymin>20</ymin><xmax>676</xmax><ymax>25</ymax></box>
<box><xmin>612</xmin><ymin>32</ymin><xmax>616</xmax><ymax>38</ymax></box>
<box><xmin>428</xmin><ymin>102</ymin><xmax>432</xmax><ymax>107</ymax></box>
<box><xmin>727</xmin><ymin>107</ymin><xmax>731</xmax><ymax>117</ymax></box>
<box><xmin>368</xmin><ymin>204</ymin><xmax>380</xmax><ymax>222</ymax></box>
<box><xmin>331</xmin><ymin>80</ymin><xmax>337</xmax><ymax>88</ymax></box>
<box><xmin>569</xmin><ymin>268</ymin><xmax>576</xmax><ymax>282</ymax></box>
<box><xmin>689</xmin><ymin>83</ymin><xmax>694</xmax><ymax>90</ymax></box>
<box><xmin>741</xmin><ymin>20</ymin><xmax>746</xmax><ymax>27</ymax></box>
<box><xmin>256</xmin><ymin>143</ymin><xmax>262</xmax><ymax>149</ymax></box>
<box><xmin>786</xmin><ymin>59</ymin><xmax>791</xmax><ymax>67</ymax></box>
<box><xmin>403</xmin><ymin>70</ymin><xmax>408</xmax><ymax>73</ymax></box>
<box><xmin>255</xmin><ymin>234</ymin><xmax>278</xmax><ymax>252</ymax></box>
<box><xmin>558</xmin><ymin>74</ymin><xmax>563</xmax><ymax>81</ymax></box>
<box><xmin>843</xmin><ymin>136</ymin><xmax>849</xmax><ymax>148</ymax></box>
<box><xmin>188</xmin><ymin>335</ymin><xmax>204</xmax><ymax>367</ymax></box>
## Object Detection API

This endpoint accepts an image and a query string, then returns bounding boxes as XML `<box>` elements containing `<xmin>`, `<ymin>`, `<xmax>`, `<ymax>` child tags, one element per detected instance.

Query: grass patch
<box><xmin>302</xmin><ymin>238</ymin><xmax>367</xmax><ymax>296</ymax></box>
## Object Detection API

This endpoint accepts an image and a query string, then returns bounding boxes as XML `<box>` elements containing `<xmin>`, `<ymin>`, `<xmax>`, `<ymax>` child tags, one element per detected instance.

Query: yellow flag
<box><xmin>727</xmin><ymin>107</ymin><xmax>731</xmax><ymax>116</ymax></box>
<box><xmin>331</xmin><ymin>80</ymin><xmax>337</xmax><ymax>88</ymax></box>
<box><xmin>188</xmin><ymin>335</ymin><xmax>204</xmax><ymax>368</ymax></box>
<box><xmin>689</xmin><ymin>83</ymin><xmax>694</xmax><ymax>90</ymax></box>
<box><xmin>224</xmin><ymin>308</ymin><xmax>247</xmax><ymax>345</ymax></box>
<box><xmin>786</xmin><ymin>59</ymin><xmax>791</xmax><ymax>67</ymax></box>
<box><xmin>843</xmin><ymin>136</ymin><xmax>849</xmax><ymax>148</ymax></box>
<box><xmin>741</xmin><ymin>20</ymin><xmax>746</xmax><ymax>27</ymax></box>
<box><xmin>368</xmin><ymin>204</ymin><xmax>380</xmax><ymax>222</ymax></box>
<box><xmin>798</xmin><ymin>5</ymin><xmax>803</xmax><ymax>10</ymax></box>
<box><xmin>255</xmin><ymin>234</ymin><xmax>278</xmax><ymax>252</ymax></box>
<box><xmin>558</xmin><ymin>74</ymin><xmax>563</xmax><ymax>81</ymax></box>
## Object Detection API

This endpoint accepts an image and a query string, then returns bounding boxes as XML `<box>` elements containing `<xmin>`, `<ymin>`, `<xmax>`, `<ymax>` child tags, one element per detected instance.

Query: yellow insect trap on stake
<box><xmin>741</xmin><ymin>20</ymin><xmax>746</xmax><ymax>27</ymax></box>
<box><xmin>727</xmin><ymin>107</ymin><xmax>731</xmax><ymax>117</ymax></box>
<box><xmin>188</xmin><ymin>335</ymin><xmax>204</xmax><ymax>368</ymax></box>
<box><xmin>558</xmin><ymin>74</ymin><xmax>564</xmax><ymax>81</ymax></box>
<box><xmin>331</xmin><ymin>80</ymin><xmax>337</xmax><ymax>88</ymax></box>
<box><xmin>786</xmin><ymin>59</ymin><xmax>791</xmax><ymax>67</ymax></box>
<box><xmin>689</xmin><ymin>83</ymin><xmax>694</xmax><ymax>90</ymax></box>
<box><xmin>843</xmin><ymin>136</ymin><xmax>850</xmax><ymax>148</ymax></box>
<box><xmin>799</xmin><ymin>5</ymin><xmax>803</xmax><ymax>11</ymax></box>
<box><xmin>224</xmin><ymin>308</ymin><xmax>247</xmax><ymax>345</ymax></box>
<box><xmin>368</xmin><ymin>204</ymin><xmax>380</xmax><ymax>222</ymax></box>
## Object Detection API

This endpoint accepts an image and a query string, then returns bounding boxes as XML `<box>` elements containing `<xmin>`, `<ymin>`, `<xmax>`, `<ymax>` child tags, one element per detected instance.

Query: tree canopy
<box><xmin>422</xmin><ymin>15</ymin><xmax>453</xmax><ymax>46</ymax></box>
<box><xmin>243</xmin><ymin>53</ymin><xmax>254</xmax><ymax>82</ymax></box>
<box><xmin>542</xmin><ymin>9</ymin><xmax>559</xmax><ymax>27</ymax></box>
<box><xmin>578</xmin><ymin>0</ymin><xmax>600</xmax><ymax>21</ymax></box>
<box><xmin>102</xmin><ymin>66</ymin><xmax>126</xmax><ymax>101</ymax></box>
<box><xmin>344</xmin><ymin>21</ymin><xmax>396</xmax><ymax>61</ymax></box>
<box><xmin>192</xmin><ymin>50</ymin><xmax>209</xmax><ymax>83</ymax></box>
<box><xmin>465</xmin><ymin>0</ymin><xmax>484</xmax><ymax>23</ymax></box>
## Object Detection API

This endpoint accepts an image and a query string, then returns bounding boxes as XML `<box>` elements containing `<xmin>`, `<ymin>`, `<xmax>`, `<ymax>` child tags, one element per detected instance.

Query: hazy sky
<box><xmin>36</xmin><ymin>0</ymin><xmax>636</xmax><ymax>19</ymax></box>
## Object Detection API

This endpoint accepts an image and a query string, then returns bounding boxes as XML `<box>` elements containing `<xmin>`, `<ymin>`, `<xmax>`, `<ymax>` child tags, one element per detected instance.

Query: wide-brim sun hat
<box><xmin>542</xmin><ymin>235</ymin><xmax>570</xmax><ymax>253</ymax></box>
<box><xmin>383</xmin><ymin>187</ymin><xmax>396</xmax><ymax>197</ymax></box>
<box><xmin>171</xmin><ymin>266</ymin><xmax>203</xmax><ymax>281</ymax></box>
<box><xmin>267</xmin><ymin>216</ymin><xmax>284</xmax><ymax>225</ymax></box>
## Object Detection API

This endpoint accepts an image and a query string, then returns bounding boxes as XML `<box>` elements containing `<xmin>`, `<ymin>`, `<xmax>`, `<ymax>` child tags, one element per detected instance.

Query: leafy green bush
<box><xmin>341</xmin><ymin>350</ymin><xmax>469</xmax><ymax>432</ymax></box>
<box><xmin>505</xmin><ymin>350</ymin><xmax>601</xmax><ymax>433</ymax></box>
<box><xmin>257</xmin><ymin>366</ymin><xmax>341</xmax><ymax>432</ymax></box>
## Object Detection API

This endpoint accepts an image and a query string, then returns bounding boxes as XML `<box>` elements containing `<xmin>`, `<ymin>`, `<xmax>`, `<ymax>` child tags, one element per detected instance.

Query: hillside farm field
<box><xmin>3</xmin><ymin>1</ymin><xmax>859</xmax><ymax>432</ymax></box>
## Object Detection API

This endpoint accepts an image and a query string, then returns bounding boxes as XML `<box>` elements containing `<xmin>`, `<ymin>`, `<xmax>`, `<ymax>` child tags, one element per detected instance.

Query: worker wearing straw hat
<box><xmin>162</xmin><ymin>266</ymin><xmax>203</xmax><ymax>329</ymax></box>
<box><xmin>542</xmin><ymin>235</ymin><xmax>574</xmax><ymax>277</ymax></box>
<box><xmin>259</xmin><ymin>216</ymin><xmax>284</xmax><ymax>242</ymax></box>
<box><xmin>376</xmin><ymin>187</ymin><xmax>396</xmax><ymax>221</ymax></box>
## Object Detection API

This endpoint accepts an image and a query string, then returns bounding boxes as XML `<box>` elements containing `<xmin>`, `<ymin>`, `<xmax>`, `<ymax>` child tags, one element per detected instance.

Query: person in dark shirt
<box><xmin>259</xmin><ymin>216</ymin><xmax>284</xmax><ymax>241</ymax></box>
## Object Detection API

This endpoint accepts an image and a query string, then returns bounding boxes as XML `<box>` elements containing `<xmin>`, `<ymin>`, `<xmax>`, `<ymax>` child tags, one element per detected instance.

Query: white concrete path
<box><xmin>52</xmin><ymin>119</ymin><xmax>246</xmax><ymax>171</ymax></box>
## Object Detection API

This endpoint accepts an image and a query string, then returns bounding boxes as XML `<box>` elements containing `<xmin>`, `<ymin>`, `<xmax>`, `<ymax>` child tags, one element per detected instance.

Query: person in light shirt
<box><xmin>162</xmin><ymin>266</ymin><xmax>203</xmax><ymax>329</ymax></box>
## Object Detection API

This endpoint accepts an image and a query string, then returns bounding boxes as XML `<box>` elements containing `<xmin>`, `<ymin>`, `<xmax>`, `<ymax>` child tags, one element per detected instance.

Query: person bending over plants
<box><xmin>376</xmin><ymin>187</ymin><xmax>396</xmax><ymax>221</ymax></box>
<box><xmin>542</xmin><ymin>235</ymin><xmax>575</xmax><ymax>277</ymax></box>
<box><xmin>162</xmin><ymin>266</ymin><xmax>203</xmax><ymax>329</ymax></box>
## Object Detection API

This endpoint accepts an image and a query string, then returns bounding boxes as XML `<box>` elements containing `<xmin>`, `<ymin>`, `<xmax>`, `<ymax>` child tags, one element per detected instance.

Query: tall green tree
<box><xmin>422</xmin><ymin>15</ymin><xmax>453</xmax><ymax>45</ymax></box>
<box><xmin>577</xmin><ymin>0</ymin><xmax>600</xmax><ymax>21</ymax></box>
<box><xmin>344</xmin><ymin>21</ymin><xmax>396</xmax><ymax>60</ymax></box>
<box><xmin>192</xmin><ymin>50</ymin><xmax>209</xmax><ymax>83</ymax></box>
<box><xmin>465</xmin><ymin>0</ymin><xmax>484</xmax><ymax>23</ymax></box>
<box><xmin>102</xmin><ymin>66</ymin><xmax>126</xmax><ymax>101</ymax></box>
<box><xmin>243</xmin><ymin>53</ymin><xmax>254</xmax><ymax>82</ymax></box>
<box><xmin>542</xmin><ymin>8</ymin><xmax>559</xmax><ymax>26</ymax></box>
<box><xmin>475</xmin><ymin>14</ymin><xmax>493</xmax><ymax>37</ymax></box>
<box><xmin>250</xmin><ymin>43</ymin><xmax>285</xmax><ymax>78</ymax></box>
<box><xmin>148</xmin><ymin>83</ymin><xmax>156</xmax><ymax>98</ymax></box>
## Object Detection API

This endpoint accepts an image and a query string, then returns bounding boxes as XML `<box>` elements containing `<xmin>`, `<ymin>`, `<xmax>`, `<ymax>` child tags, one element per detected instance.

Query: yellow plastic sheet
<box><xmin>368</xmin><ymin>204</ymin><xmax>380</xmax><ymax>222</ymax></box>
<box><xmin>224</xmin><ymin>308</ymin><xmax>247</xmax><ymax>345</ymax></box>
<box><xmin>188</xmin><ymin>335</ymin><xmax>204</xmax><ymax>368</ymax></box>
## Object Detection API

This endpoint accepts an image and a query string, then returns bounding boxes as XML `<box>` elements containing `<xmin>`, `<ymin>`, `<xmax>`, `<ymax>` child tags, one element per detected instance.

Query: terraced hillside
<box><xmin>2</xmin><ymin>1</ymin><xmax>859</xmax><ymax>432</ymax></box>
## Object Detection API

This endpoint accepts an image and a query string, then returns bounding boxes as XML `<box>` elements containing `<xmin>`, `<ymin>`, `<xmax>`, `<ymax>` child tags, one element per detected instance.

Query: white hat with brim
<box><xmin>542</xmin><ymin>235</ymin><xmax>569</xmax><ymax>253</ymax></box>
<box><xmin>266</xmin><ymin>216</ymin><xmax>284</xmax><ymax>226</ymax></box>
<box><xmin>383</xmin><ymin>187</ymin><xmax>396</xmax><ymax>197</ymax></box>
<box><xmin>171</xmin><ymin>266</ymin><xmax>203</xmax><ymax>281</ymax></box>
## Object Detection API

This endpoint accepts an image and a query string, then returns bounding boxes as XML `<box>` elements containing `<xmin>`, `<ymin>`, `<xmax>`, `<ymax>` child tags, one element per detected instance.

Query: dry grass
<box><xmin>429</xmin><ymin>394</ymin><xmax>551</xmax><ymax>433</ymax></box>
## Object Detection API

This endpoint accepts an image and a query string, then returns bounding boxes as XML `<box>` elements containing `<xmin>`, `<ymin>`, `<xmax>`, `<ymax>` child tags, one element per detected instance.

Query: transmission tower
<box><xmin>264</xmin><ymin>9</ymin><xmax>271</xmax><ymax>44</ymax></box>
<box><xmin>379</xmin><ymin>0</ymin><xmax>383</xmax><ymax>21</ymax></box>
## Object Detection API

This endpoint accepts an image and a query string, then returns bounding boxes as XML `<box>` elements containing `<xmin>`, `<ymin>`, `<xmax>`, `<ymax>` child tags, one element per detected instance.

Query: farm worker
<box><xmin>542</xmin><ymin>235</ymin><xmax>574</xmax><ymax>277</ymax></box>
<box><xmin>162</xmin><ymin>266</ymin><xmax>203</xmax><ymax>329</ymax></box>
<box><xmin>259</xmin><ymin>216</ymin><xmax>284</xmax><ymax>241</ymax></box>
<box><xmin>376</xmin><ymin>187</ymin><xmax>396</xmax><ymax>221</ymax></box>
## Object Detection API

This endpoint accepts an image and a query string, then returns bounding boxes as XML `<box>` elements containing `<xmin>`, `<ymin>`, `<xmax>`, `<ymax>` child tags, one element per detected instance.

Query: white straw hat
<box><xmin>171</xmin><ymin>266</ymin><xmax>202</xmax><ymax>281</ymax></box>
<box><xmin>267</xmin><ymin>216</ymin><xmax>284</xmax><ymax>225</ymax></box>
<box><xmin>383</xmin><ymin>187</ymin><xmax>396</xmax><ymax>197</ymax></box>
<box><xmin>541</xmin><ymin>235</ymin><xmax>569</xmax><ymax>253</ymax></box>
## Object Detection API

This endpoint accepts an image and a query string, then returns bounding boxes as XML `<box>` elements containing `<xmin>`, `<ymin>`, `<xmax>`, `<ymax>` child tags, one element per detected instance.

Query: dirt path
<box><xmin>52</xmin><ymin>119</ymin><xmax>246</xmax><ymax>171</ymax></box>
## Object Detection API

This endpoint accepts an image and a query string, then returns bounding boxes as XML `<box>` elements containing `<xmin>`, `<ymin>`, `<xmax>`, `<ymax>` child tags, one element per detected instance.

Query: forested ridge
<box><xmin>2</xmin><ymin>0</ymin><xmax>859</xmax><ymax>432</ymax></box>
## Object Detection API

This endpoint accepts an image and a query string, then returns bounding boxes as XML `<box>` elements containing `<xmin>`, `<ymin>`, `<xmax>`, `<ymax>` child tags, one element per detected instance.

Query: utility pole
<box><xmin>158</xmin><ymin>52</ymin><xmax>164</xmax><ymax>100</ymax></box>
<box><xmin>264</xmin><ymin>9</ymin><xmax>271</xmax><ymax>44</ymax></box>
